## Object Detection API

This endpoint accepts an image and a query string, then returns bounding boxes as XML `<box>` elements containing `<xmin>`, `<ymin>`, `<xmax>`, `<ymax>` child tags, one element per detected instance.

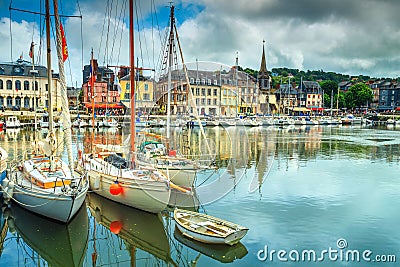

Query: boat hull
<box><xmin>174</xmin><ymin>208</ymin><xmax>248</xmax><ymax>246</ymax></box>
<box><xmin>12</xmin><ymin>179</ymin><xmax>88</xmax><ymax>223</ymax></box>
<box><xmin>87</xmin><ymin>170</ymin><xmax>170</xmax><ymax>213</ymax></box>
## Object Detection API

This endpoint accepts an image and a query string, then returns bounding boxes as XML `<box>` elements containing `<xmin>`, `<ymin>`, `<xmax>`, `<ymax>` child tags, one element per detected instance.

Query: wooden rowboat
<box><xmin>174</xmin><ymin>208</ymin><xmax>248</xmax><ymax>246</ymax></box>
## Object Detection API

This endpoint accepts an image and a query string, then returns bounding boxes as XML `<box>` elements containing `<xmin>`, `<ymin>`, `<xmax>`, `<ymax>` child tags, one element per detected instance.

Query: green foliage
<box><xmin>344</xmin><ymin>83</ymin><xmax>373</xmax><ymax>108</ymax></box>
<box><xmin>320</xmin><ymin>80</ymin><xmax>338</xmax><ymax>94</ymax></box>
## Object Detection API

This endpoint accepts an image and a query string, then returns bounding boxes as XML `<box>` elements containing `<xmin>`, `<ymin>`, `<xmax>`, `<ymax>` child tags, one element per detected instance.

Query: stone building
<box><xmin>0</xmin><ymin>57</ymin><xmax>62</xmax><ymax>111</ymax></box>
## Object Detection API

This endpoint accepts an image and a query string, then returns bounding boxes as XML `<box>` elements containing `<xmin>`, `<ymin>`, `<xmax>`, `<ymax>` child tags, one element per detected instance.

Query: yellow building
<box><xmin>119</xmin><ymin>74</ymin><xmax>156</xmax><ymax>114</ymax></box>
<box><xmin>0</xmin><ymin>58</ymin><xmax>62</xmax><ymax>112</ymax></box>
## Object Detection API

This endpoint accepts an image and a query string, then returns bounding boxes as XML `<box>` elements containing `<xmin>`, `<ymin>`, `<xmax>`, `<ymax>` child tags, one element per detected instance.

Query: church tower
<box><xmin>258</xmin><ymin>40</ymin><xmax>270</xmax><ymax>91</ymax></box>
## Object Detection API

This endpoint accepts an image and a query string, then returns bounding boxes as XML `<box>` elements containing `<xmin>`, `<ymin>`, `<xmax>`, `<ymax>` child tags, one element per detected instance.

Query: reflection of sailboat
<box><xmin>9</xmin><ymin>0</ymin><xmax>89</xmax><ymax>223</ymax></box>
<box><xmin>9</xmin><ymin>203</ymin><xmax>88</xmax><ymax>267</ymax></box>
<box><xmin>0</xmin><ymin>204</ymin><xmax>8</xmax><ymax>256</ymax></box>
<box><xmin>86</xmin><ymin>193</ymin><xmax>174</xmax><ymax>265</ymax></box>
<box><xmin>174</xmin><ymin>230</ymin><xmax>248</xmax><ymax>264</ymax></box>
<box><xmin>168</xmin><ymin>188</ymin><xmax>200</xmax><ymax>211</ymax></box>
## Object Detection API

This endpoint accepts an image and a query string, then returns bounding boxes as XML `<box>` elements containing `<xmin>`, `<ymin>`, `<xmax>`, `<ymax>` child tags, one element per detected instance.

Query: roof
<box><xmin>0</xmin><ymin>58</ymin><xmax>48</xmax><ymax>77</ymax></box>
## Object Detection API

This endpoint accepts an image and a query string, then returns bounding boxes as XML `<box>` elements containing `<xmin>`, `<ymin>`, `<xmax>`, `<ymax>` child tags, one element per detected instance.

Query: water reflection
<box><xmin>6</xmin><ymin>202</ymin><xmax>88</xmax><ymax>267</ymax></box>
<box><xmin>86</xmin><ymin>193</ymin><xmax>174</xmax><ymax>266</ymax></box>
<box><xmin>1</xmin><ymin>125</ymin><xmax>400</xmax><ymax>266</ymax></box>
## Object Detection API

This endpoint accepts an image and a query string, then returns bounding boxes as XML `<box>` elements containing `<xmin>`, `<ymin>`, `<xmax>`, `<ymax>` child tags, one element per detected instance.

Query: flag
<box><xmin>29</xmin><ymin>42</ymin><xmax>34</xmax><ymax>58</ymax></box>
<box><xmin>115</xmin><ymin>76</ymin><xmax>122</xmax><ymax>94</ymax></box>
<box><xmin>60</xmin><ymin>22</ymin><xmax>68</xmax><ymax>62</ymax></box>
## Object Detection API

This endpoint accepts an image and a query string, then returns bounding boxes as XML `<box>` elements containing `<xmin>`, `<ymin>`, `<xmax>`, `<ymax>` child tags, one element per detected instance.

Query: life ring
<box><xmin>88</xmin><ymin>92</ymin><xmax>91</xmax><ymax>97</ymax></box>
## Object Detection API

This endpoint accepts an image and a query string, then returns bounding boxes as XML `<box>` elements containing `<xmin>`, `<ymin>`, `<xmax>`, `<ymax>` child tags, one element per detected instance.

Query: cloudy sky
<box><xmin>1</xmin><ymin>0</ymin><xmax>400</xmax><ymax>86</ymax></box>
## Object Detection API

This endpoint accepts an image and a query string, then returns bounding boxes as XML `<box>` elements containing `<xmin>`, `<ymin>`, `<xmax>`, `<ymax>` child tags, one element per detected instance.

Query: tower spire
<box><xmin>258</xmin><ymin>40</ymin><xmax>269</xmax><ymax>90</ymax></box>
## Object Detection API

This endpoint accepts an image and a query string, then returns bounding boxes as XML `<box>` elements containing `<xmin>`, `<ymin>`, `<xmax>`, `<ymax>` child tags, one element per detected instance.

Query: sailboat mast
<box><xmin>45</xmin><ymin>0</ymin><xmax>53</xmax><ymax>132</ymax></box>
<box><xmin>129</xmin><ymin>0</ymin><xmax>136</xmax><ymax>162</ymax></box>
<box><xmin>166</xmin><ymin>5</ymin><xmax>175</xmax><ymax>141</ymax></box>
<box><xmin>53</xmin><ymin>0</ymin><xmax>74</xmax><ymax>171</ymax></box>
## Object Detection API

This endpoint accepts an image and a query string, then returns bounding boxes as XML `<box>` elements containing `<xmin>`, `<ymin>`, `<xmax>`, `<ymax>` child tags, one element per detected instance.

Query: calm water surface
<box><xmin>0</xmin><ymin>124</ymin><xmax>399</xmax><ymax>266</ymax></box>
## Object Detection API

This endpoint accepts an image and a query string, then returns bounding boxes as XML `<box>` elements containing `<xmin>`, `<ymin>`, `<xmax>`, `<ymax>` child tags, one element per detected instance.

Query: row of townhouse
<box><xmin>340</xmin><ymin>80</ymin><xmax>400</xmax><ymax>111</ymax></box>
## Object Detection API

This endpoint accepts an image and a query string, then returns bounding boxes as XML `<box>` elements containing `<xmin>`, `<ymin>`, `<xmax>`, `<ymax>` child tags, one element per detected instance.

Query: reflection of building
<box><xmin>0</xmin><ymin>58</ymin><xmax>62</xmax><ymax>111</ymax></box>
<box><xmin>119</xmin><ymin>74</ymin><xmax>156</xmax><ymax>114</ymax></box>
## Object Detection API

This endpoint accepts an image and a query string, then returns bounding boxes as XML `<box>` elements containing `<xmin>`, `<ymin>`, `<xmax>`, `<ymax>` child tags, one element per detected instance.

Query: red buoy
<box><xmin>110</xmin><ymin>221</ymin><xmax>123</xmax><ymax>234</ymax></box>
<box><xmin>110</xmin><ymin>182</ymin><xmax>122</xmax><ymax>195</ymax></box>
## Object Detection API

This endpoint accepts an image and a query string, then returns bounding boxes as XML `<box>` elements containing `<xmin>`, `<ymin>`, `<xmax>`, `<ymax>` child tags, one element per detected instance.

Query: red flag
<box><xmin>29</xmin><ymin>42</ymin><xmax>34</xmax><ymax>58</ymax></box>
<box><xmin>60</xmin><ymin>23</ymin><xmax>68</xmax><ymax>62</ymax></box>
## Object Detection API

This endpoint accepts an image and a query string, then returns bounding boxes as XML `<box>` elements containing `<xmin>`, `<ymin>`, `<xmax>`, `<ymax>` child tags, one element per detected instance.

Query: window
<box><xmin>0</xmin><ymin>97</ymin><xmax>3</xmax><ymax>107</ymax></box>
<box><xmin>7</xmin><ymin>96</ymin><xmax>12</xmax><ymax>107</ymax></box>
<box><xmin>35</xmin><ymin>81</ymin><xmax>38</xmax><ymax>91</ymax></box>
<box><xmin>24</xmin><ymin>81</ymin><xmax>29</xmax><ymax>90</ymax></box>
<box><xmin>190</xmin><ymin>78</ymin><xmax>194</xmax><ymax>84</ymax></box>
<box><xmin>207</xmin><ymin>79</ymin><xmax>211</xmax><ymax>85</ymax></box>
<box><xmin>6</xmin><ymin>80</ymin><xmax>12</xmax><ymax>90</ymax></box>
<box><xmin>126</xmin><ymin>83</ymin><xmax>130</xmax><ymax>90</ymax></box>
<box><xmin>213</xmin><ymin>80</ymin><xmax>218</xmax><ymax>85</ymax></box>
<box><xmin>144</xmin><ymin>84</ymin><xmax>149</xmax><ymax>91</ymax></box>
<box><xmin>45</xmin><ymin>84</ymin><xmax>48</xmax><ymax>91</ymax></box>
<box><xmin>201</xmin><ymin>79</ymin><xmax>205</xmax><ymax>85</ymax></box>
<box><xmin>196</xmin><ymin>88</ymin><xmax>200</xmax><ymax>95</ymax></box>
<box><xmin>207</xmin><ymin>89</ymin><xmax>211</xmax><ymax>96</ymax></box>
<box><xmin>201</xmin><ymin>88</ymin><xmax>205</xmax><ymax>96</ymax></box>
<box><xmin>207</xmin><ymin>99</ymin><xmax>211</xmax><ymax>105</ymax></box>
<box><xmin>143</xmin><ymin>93</ymin><xmax>150</xmax><ymax>100</ymax></box>
<box><xmin>201</xmin><ymin>99</ymin><xmax>205</xmax><ymax>105</ymax></box>
<box><xmin>213</xmin><ymin>99</ymin><xmax>217</xmax><ymax>105</ymax></box>
<box><xmin>15</xmin><ymin>80</ymin><xmax>21</xmax><ymax>91</ymax></box>
<box><xmin>196</xmin><ymin>79</ymin><xmax>200</xmax><ymax>84</ymax></box>
<box><xmin>0</xmin><ymin>80</ymin><xmax>3</xmax><ymax>89</ymax></box>
<box><xmin>195</xmin><ymin>99</ymin><xmax>199</xmax><ymax>105</ymax></box>
<box><xmin>24</xmin><ymin>97</ymin><xmax>30</xmax><ymax>108</ymax></box>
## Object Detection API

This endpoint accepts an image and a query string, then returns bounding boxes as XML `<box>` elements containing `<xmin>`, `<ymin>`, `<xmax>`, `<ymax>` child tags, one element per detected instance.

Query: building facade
<box><xmin>155</xmin><ymin>67</ymin><xmax>259</xmax><ymax>117</ymax></box>
<box><xmin>119</xmin><ymin>74</ymin><xmax>156</xmax><ymax>115</ymax></box>
<box><xmin>0</xmin><ymin>58</ymin><xmax>62</xmax><ymax>111</ymax></box>
<box><xmin>82</xmin><ymin>59</ymin><xmax>124</xmax><ymax>114</ymax></box>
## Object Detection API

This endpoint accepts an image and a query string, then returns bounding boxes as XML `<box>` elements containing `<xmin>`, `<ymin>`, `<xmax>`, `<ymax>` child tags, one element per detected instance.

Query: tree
<box><xmin>320</xmin><ymin>80</ymin><xmax>338</xmax><ymax>108</ymax></box>
<box><xmin>344</xmin><ymin>83</ymin><xmax>373</xmax><ymax>109</ymax></box>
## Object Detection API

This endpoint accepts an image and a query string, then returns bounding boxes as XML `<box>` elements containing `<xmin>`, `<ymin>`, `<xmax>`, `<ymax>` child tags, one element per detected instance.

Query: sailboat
<box><xmin>0</xmin><ymin>147</ymin><xmax>8</xmax><ymax>186</ymax></box>
<box><xmin>8</xmin><ymin>0</ymin><xmax>89</xmax><ymax>223</ymax></box>
<box><xmin>8</xmin><ymin>202</ymin><xmax>88</xmax><ymax>267</ymax></box>
<box><xmin>78</xmin><ymin>0</ymin><xmax>174</xmax><ymax>214</ymax></box>
<box><xmin>136</xmin><ymin>5</ymin><xmax>209</xmax><ymax>188</ymax></box>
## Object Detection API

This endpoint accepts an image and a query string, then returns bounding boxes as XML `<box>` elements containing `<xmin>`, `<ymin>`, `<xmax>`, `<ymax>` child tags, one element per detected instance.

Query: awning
<box><xmin>308</xmin><ymin>107</ymin><xmax>324</xmax><ymax>111</ymax></box>
<box><xmin>292</xmin><ymin>107</ymin><xmax>310</xmax><ymax>112</ymax></box>
<box><xmin>85</xmin><ymin>102</ymin><xmax>125</xmax><ymax>109</ymax></box>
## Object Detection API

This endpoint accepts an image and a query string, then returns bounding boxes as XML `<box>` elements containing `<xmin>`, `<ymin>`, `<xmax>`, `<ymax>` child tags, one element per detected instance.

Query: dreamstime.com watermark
<box><xmin>257</xmin><ymin>238</ymin><xmax>397</xmax><ymax>263</ymax></box>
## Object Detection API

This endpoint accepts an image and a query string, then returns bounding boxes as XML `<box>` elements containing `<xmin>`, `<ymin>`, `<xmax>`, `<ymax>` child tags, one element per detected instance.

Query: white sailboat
<box><xmin>136</xmin><ymin>6</ymin><xmax>210</xmax><ymax>188</ymax></box>
<box><xmin>78</xmin><ymin>0</ymin><xmax>176</xmax><ymax>214</ymax></box>
<box><xmin>7</xmin><ymin>0</ymin><xmax>88</xmax><ymax>223</ymax></box>
<box><xmin>0</xmin><ymin>147</ymin><xmax>8</xmax><ymax>186</ymax></box>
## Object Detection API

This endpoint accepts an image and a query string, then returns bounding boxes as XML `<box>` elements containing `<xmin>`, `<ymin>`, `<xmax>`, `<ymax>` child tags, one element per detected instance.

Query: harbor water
<box><xmin>0</xmin><ymin>124</ymin><xmax>399</xmax><ymax>266</ymax></box>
